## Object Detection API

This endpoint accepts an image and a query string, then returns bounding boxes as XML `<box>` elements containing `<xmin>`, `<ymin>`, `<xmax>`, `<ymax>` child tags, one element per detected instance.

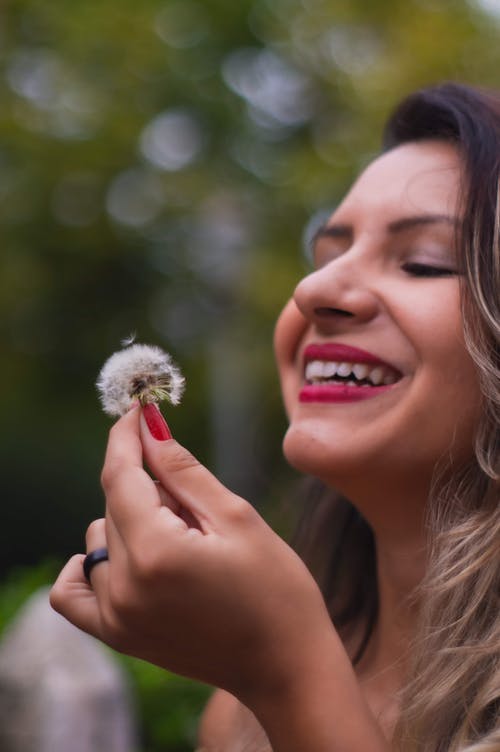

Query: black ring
<box><xmin>83</xmin><ymin>547</ymin><xmax>109</xmax><ymax>582</ymax></box>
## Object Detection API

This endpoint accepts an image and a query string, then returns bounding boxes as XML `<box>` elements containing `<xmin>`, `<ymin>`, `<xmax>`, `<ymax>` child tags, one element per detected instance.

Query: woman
<box><xmin>51</xmin><ymin>83</ymin><xmax>500</xmax><ymax>751</ymax></box>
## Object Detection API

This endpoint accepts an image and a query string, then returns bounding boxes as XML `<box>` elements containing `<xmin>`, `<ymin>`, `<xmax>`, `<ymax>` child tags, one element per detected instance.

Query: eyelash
<box><xmin>401</xmin><ymin>262</ymin><xmax>456</xmax><ymax>278</ymax></box>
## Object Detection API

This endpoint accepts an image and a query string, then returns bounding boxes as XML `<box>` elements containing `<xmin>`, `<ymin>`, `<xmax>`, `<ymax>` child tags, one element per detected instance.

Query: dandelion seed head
<box><xmin>96</xmin><ymin>343</ymin><xmax>185</xmax><ymax>417</ymax></box>
<box><xmin>120</xmin><ymin>332</ymin><xmax>137</xmax><ymax>347</ymax></box>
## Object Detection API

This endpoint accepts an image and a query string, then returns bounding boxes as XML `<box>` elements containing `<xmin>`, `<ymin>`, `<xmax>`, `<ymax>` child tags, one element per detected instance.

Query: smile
<box><xmin>299</xmin><ymin>343</ymin><xmax>402</xmax><ymax>403</ymax></box>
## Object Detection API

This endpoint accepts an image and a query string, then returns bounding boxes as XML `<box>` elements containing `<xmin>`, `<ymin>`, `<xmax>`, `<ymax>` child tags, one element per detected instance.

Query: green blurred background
<box><xmin>0</xmin><ymin>0</ymin><xmax>499</xmax><ymax>748</ymax></box>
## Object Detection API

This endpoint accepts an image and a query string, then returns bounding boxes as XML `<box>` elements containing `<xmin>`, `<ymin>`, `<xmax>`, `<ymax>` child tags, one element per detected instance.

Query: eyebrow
<box><xmin>387</xmin><ymin>214</ymin><xmax>460</xmax><ymax>233</ymax></box>
<box><xmin>312</xmin><ymin>213</ymin><xmax>460</xmax><ymax>246</ymax></box>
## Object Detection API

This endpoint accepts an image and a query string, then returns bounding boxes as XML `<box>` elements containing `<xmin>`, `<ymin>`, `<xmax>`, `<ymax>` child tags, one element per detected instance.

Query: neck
<box><xmin>372</xmin><ymin>531</ymin><xmax>425</xmax><ymax>663</ymax></box>
<box><xmin>322</xmin><ymin>475</ymin><xmax>430</xmax><ymax>739</ymax></box>
<box><xmin>351</xmin><ymin>512</ymin><xmax>426</xmax><ymax>739</ymax></box>
<box><xmin>343</xmin><ymin>478</ymin><xmax>428</xmax><ymax>671</ymax></box>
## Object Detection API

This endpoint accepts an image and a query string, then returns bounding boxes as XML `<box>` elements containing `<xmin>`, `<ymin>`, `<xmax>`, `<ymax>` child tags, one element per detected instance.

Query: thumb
<box><xmin>140</xmin><ymin>403</ymin><xmax>245</xmax><ymax>527</ymax></box>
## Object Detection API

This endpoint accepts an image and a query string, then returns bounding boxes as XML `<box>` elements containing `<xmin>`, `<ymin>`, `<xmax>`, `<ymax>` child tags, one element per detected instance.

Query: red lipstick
<box><xmin>299</xmin><ymin>383</ymin><xmax>392</xmax><ymax>403</ymax></box>
<box><xmin>303</xmin><ymin>343</ymin><xmax>391</xmax><ymax>367</ymax></box>
<box><xmin>299</xmin><ymin>342</ymin><xmax>401</xmax><ymax>404</ymax></box>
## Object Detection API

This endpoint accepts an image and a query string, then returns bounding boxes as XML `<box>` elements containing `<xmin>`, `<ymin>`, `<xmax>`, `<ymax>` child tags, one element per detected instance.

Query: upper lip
<box><xmin>303</xmin><ymin>343</ymin><xmax>401</xmax><ymax>373</ymax></box>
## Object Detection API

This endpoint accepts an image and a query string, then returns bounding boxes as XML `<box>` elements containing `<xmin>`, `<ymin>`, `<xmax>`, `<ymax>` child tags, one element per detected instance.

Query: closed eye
<box><xmin>402</xmin><ymin>262</ymin><xmax>457</xmax><ymax>278</ymax></box>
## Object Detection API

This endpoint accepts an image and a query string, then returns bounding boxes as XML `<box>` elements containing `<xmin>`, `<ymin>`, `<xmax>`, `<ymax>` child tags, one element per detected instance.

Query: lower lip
<box><xmin>299</xmin><ymin>383</ymin><xmax>394</xmax><ymax>403</ymax></box>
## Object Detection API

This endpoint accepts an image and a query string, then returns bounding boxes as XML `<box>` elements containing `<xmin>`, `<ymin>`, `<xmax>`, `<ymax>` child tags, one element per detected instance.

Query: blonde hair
<box><xmin>281</xmin><ymin>84</ymin><xmax>500</xmax><ymax>752</ymax></box>
<box><xmin>385</xmin><ymin>84</ymin><xmax>500</xmax><ymax>751</ymax></box>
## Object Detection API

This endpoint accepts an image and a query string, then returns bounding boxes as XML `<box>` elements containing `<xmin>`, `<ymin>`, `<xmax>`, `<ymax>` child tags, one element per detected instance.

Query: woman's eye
<box><xmin>402</xmin><ymin>262</ymin><xmax>456</xmax><ymax>278</ymax></box>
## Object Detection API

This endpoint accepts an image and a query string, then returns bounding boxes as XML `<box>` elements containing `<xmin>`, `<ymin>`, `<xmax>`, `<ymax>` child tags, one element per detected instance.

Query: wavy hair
<box><xmin>383</xmin><ymin>83</ymin><xmax>500</xmax><ymax>752</ymax></box>
<box><xmin>293</xmin><ymin>83</ymin><xmax>500</xmax><ymax>751</ymax></box>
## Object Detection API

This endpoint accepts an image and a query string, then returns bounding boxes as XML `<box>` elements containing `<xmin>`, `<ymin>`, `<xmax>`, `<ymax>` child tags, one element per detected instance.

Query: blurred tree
<box><xmin>1</xmin><ymin>0</ymin><xmax>499</xmax><ymax>748</ymax></box>
<box><xmin>1</xmin><ymin>0</ymin><xmax>499</xmax><ymax>567</ymax></box>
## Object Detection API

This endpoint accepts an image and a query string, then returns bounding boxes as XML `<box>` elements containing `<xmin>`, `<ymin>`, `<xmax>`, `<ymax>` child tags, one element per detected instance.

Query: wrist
<box><xmin>243</xmin><ymin>623</ymin><xmax>389</xmax><ymax>752</ymax></box>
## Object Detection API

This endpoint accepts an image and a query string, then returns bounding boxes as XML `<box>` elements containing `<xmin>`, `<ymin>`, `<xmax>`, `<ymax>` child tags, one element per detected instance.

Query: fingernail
<box><xmin>142</xmin><ymin>403</ymin><xmax>173</xmax><ymax>441</ymax></box>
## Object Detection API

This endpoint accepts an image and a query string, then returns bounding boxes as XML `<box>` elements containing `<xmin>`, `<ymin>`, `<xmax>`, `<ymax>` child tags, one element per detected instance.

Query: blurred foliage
<box><xmin>0</xmin><ymin>563</ymin><xmax>211</xmax><ymax>752</ymax></box>
<box><xmin>0</xmin><ymin>0</ymin><xmax>499</xmax><ymax>748</ymax></box>
<box><xmin>0</xmin><ymin>559</ymin><xmax>58</xmax><ymax>632</ymax></box>
<box><xmin>121</xmin><ymin>657</ymin><xmax>211</xmax><ymax>752</ymax></box>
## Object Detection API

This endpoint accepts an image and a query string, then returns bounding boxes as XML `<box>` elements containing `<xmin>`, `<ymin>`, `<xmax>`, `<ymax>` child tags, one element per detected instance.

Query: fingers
<box><xmin>52</xmin><ymin>516</ymin><xmax>128</xmax><ymax>645</ymax></box>
<box><xmin>156</xmin><ymin>482</ymin><xmax>201</xmax><ymax>531</ymax></box>
<box><xmin>102</xmin><ymin>403</ymin><xmax>253</xmax><ymax>551</ymax></box>
<box><xmin>101</xmin><ymin>408</ymin><xmax>176</xmax><ymax>539</ymax></box>
<box><xmin>102</xmin><ymin>403</ymin><xmax>143</xmax><ymax>477</ymax></box>
<box><xmin>156</xmin><ymin>481</ymin><xmax>180</xmax><ymax>514</ymax></box>
<box><xmin>86</xmin><ymin>518</ymin><xmax>107</xmax><ymax>551</ymax></box>
<box><xmin>50</xmin><ymin>555</ymin><xmax>103</xmax><ymax>640</ymax></box>
<box><xmin>85</xmin><ymin>518</ymin><xmax>109</xmax><ymax>591</ymax></box>
<box><xmin>50</xmin><ymin>518</ymin><xmax>109</xmax><ymax>640</ymax></box>
<box><xmin>139</xmin><ymin>408</ymin><xmax>248</xmax><ymax>528</ymax></box>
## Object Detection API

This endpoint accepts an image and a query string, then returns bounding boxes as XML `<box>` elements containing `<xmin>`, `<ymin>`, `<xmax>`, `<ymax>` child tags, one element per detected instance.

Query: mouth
<box><xmin>300</xmin><ymin>343</ymin><xmax>403</xmax><ymax>403</ymax></box>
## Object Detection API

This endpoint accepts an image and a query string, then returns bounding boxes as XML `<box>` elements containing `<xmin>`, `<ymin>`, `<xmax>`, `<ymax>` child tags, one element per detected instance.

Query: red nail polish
<box><xmin>142</xmin><ymin>403</ymin><xmax>172</xmax><ymax>441</ymax></box>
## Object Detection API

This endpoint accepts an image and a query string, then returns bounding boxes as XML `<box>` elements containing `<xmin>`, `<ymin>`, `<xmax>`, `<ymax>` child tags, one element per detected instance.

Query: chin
<box><xmin>282</xmin><ymin>420</ymin><xmax>421</xmax><ymax>494</ymax></box>
<box><xmin>282</xmin><ymin>424</ymin><xmax>353</xmax><ymax>485</ymax></box>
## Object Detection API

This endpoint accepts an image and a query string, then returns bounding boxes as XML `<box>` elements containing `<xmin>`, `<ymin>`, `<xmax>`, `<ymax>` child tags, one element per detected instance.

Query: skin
<box><xmin>273</xmin><ymin>139</ymin><xmax>481</xmax><ymax>732</ymax></box>
<box><xmin>51</xmin><ymin>141</ymin><xmax>481</xmax><ymax>751</ymax></box>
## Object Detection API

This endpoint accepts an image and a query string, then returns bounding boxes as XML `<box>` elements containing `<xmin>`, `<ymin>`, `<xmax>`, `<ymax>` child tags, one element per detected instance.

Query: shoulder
<box><xmin>197</xmin><ymin>688</ymin><xmax>240</xmax><ymax>750</ymax></box>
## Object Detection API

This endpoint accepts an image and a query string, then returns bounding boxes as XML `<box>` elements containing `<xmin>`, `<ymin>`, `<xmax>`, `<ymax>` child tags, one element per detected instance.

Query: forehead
<box><xmin>336</xmin><ymin>141</ymin><xmax>462</xmax><ymax>220</ymax></box>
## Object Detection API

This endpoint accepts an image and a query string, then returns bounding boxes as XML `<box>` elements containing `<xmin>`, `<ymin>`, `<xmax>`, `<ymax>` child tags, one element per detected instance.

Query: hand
<box><xmin>50</xmin><ymin>405</ymin><xmax>337</xmax><ymax>705</ymax></box>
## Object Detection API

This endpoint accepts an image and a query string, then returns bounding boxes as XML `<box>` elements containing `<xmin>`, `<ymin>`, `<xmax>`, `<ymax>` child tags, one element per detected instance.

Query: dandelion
<box><xmin>120</xmin><ymin>332</ymin><xmax>137</xmax><ymax>347</ymax></box>
<box><xmin>96</xmin><ymin>343</ymin><xmax>185</xmax><ymax>417</ymax></box>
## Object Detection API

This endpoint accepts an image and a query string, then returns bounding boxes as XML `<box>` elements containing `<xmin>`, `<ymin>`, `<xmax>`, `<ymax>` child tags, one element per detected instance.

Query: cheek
<box><xmin>418</xmin><ymin>348</ymin><xmax>480</xmax><ymax>458</ymax></box>
<box><xmin>399</xmin><ymin>304</ymin><xmax>481</xmax><ymax>460</ymax></box>
<box><xmin>401</xmin><ymin>285</ymin><xmax>473</xmax><ymax>389</ymax></box>
<box><xmin>412</xmin><ymin>295</ymin><xmax>477</xmax><ymax>394</ymax></box>
<box><xmin>273</xmin><ymin>299</ymin><xmax>307</xmax><ymax>363</ymax></box>
<box><xmin>273</xmin><ymin>299</ymin><xmax>308</xmax><ymax>415</ymax></box>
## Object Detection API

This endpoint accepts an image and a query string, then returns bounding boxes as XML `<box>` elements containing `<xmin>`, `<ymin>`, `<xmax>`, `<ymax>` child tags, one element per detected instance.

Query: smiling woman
<box><xmin>278</xmin><ymin>139</ymin><xmax>480</xmax><ymax>486</ymax></box>
<box><xmin>50</xmin><ymin>83</ymin><xmax>500</xmax><ymax>752</ymax></box>
<box><xmin>277</xmin><ymin>83</ymin><xmax>500</xmax><ymax>750</ymax></box>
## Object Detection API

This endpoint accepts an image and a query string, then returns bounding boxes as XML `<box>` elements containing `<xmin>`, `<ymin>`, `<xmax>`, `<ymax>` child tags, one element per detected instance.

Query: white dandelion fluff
<box><xmin>120</xmin><ymin>332</ymin><xmax>137</xmax><ymax>347</ymax></box>
<box><xmin>96</xmin><ymin>343</ymin><xmax>185</xmax><ymax>417</ymax></box>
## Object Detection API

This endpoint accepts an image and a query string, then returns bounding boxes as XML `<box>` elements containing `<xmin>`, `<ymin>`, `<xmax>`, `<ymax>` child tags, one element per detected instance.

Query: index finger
<box><xmin>139</xmin><ymin>407</ymin><xmax>251</xmax><ymax>529</ymax></box>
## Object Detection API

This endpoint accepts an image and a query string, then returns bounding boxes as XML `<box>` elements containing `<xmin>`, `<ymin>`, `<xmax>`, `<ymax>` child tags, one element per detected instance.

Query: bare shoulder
<box><xmin>197</xmin><ymin>688</ymin><xmax>240</xmax><ymax>750</ymax></box>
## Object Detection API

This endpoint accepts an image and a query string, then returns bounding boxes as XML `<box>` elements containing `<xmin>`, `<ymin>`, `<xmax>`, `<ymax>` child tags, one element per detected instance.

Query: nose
<box><xmin>293</xmin><ymin>253</ymin><xmax>380</xmax><ymax>331</ymax></box>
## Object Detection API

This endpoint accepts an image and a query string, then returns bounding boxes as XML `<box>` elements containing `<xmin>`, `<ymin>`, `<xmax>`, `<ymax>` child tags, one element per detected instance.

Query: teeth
<box><xmin>368</xmin><ymin>366</ymin><xmax>384</xmax><ymax>385</ymax></box>
<box><xmin>305</xmin><ymin>360</ymin><xmax>324</xmax><ymax>380</ymax></box>
<box><xmin>323</xmin><ymin>361</ymin><xmax>339</xmax><ymax>378</ymax></box>
<box><xmin>336</xmin><ymin>362</ymin><xmax>352</xmax><ymax>377</ymax></box>
<box><xmin>352</xmin><ymin>363</ymin><xmax>370</xmax><ymax>381</ymax></box>
<box><xmin>305</xmin><ymin>359</ymin><xmax>399</xmax><ymax>387</ymax></box>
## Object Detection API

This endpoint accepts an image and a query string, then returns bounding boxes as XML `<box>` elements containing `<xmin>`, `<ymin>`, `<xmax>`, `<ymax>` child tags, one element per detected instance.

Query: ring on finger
<box><xmin>83</xmin><ymin>547</ymin><xmax>109</xmax><ymax>582</ymax></box>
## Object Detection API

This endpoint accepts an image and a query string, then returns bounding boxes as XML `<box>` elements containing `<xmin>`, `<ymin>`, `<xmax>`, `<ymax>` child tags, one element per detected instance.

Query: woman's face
<box><xmin>274</xmin><ymin>140</ymin><xmax>481</xmax><ymax>500</ymax></box>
